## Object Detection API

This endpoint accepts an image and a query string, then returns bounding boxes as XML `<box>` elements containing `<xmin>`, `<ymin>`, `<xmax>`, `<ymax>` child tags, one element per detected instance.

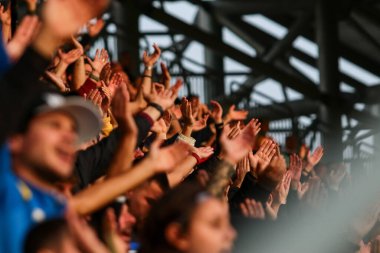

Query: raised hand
<box><xmin>307</xmin><ymin>146</ymin><xmax>324</xmax><ymax>168</ymax></box>
<box><xmin>180</xmin><ymin>97</ymin><xmax>194</xmax><ymax>127</ymax></box>
<box><xmin>6</xmin><ymin>15</ymin><xmax>39</xmax><ymax>61</ymax></box>
<box><xmin>240</xmin><ymin>198</ymin><xmax>265</xmax><ymax>220</ymax></box>
<box><xmin>100</xmin><ymin>63</ymin><xmax>112</xmax><ymax>85</ymax></box>
<box><xmin>146</xmin><ymin>84</ymin><xmax>179</xmax><ymax>111</ymax></box>
<box><xmin>225</xmin><ymin>104</ymin><xmax>248</xmax><ymax>122</ymax></box>
<box><xmin>227</xmin><ymin>122</ymin><xmax>241</xmax><ymax>140</ymax></box>
<box><xmin>112</xmin><ymin>83</ymin><xmax>137</xmax><ymax>135</ymax></box>
<box><xmin>0</xmin><ymin>3</ymin><xmax>11</xmax><ymax>26</ymax></box>
<box><xmin>326</xmin><ymin>163</ymin><xmax>347</xmax><ymax>191</ymax></box>
<box><xmin>100</xmin><ymin>82</ymin><xmax>112</xmax><ymax>113</ymax></box>
<box><xmin>85</xmin><ymin>88</ymin><xmax>103</xmax><ymax>115</ymax></box>
<box><xmin>90</xmin><ymin>48</ymin><xmax>110</xmax><ymax>75</ymax></box>
<box><xmin>272</xmin><ymin>171</ymin><xmax>292</xmax><ymax>205</ymax></box>
<box><xmin>58</xmin><ymin>47</ymin><xmax>83</xmax><ymax>65</ymax></box>
<box><xmin>302</xmin><ymin>177</ymin><xmax>328</xmax><ymax>210</ymax></box>
<box><xmin>193</xmin><ymin>114</ymin><xmax>209</xmax><ymax>132</ymax></box>
<box><xmin>108</xmin><ymin>72</ymin><xmax>123</xmax><ymax>97</ymax></box>
<box><xmin>249</xmin><ymin>139</ymin><xmax>277</xmax><ymax>175</ymax></box>
<box><xmin>297</xmin><ymin>182</ymin><xmax>309</xmax><ymax>200</ymax></box>
<box><xmin>192</xmin><ymin>146</ymin><xmax>214</xmax><ymax>159</ymax></box>
<box><xmin>210</xmin><ymin>100</ymin><xmax>223</xmax><ymax>124</ymax></box>
<box><xmin>160</xmin><ymin>62</ymin><xmax>171</xmax><ymax>89</ymax></box>
<box><xmin>220</xmin><ymin>119</ymin><xmax>261</xmax><ymax>165</ymax></box>
<box><xmin>170</xmin><ymin>79</ymin><xmax>183</xmax><ymax>95</ymax></box>
<box><xmin>233</xmin><ymin>156</ymin><xmax>249</xmax><ymax>188</ymax></box>
<box><xmin>288</xmin><ymin>153</ymin><xmax>303</xmax><ymax>188</ymax></box>
<box><xmin>147</xmin><ymin>139</ymin><xmax>191</xmax><ymax>173</ymax></box>
<box><xmin>44</xmin><ymin>71</ymin><xmax>68</xmax><ymax>93</ymax></box>
<box><xmin>143</xmin><ymin>43</ymin><xmax>161</xmax><ymax>67</ymax></box>
<box><xmin>265</xmin><ymin>194</ymin><xmax>278</xmax><ymax>220</ymax></box>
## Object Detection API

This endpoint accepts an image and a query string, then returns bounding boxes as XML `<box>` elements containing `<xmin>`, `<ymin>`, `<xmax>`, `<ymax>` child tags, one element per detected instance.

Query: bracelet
<box><xmin>142</xmin><ymin>74</ymin><xmax>152</xmax><ymax>79</ymax></box>
<box><xmin>191</xmin><ymin>152</ymin><xmax>201</xmax><ymax>164</ymax></box>
<box><xmin>177</xmin><ymin>133</ymin><xmax>196</xmax><ymax>146</ymax></box>
<box><xmin>215</xmin><ymin>122</ymin><xmax>224</xmax><ymax>128</ymax></box>
<box><xmin>89</xmin><ymin>72</ymin><xmax>100</xmax><ymax>82</ymax></box>
<box><xmin>145</xmin><ymin>65</ymin><xmax>153</xmax><ymax>71</ymax></box>
<box><xmin>148</xmin><ymin>102</ymin><xmax>164</xmax><ymax>116</ymax></box>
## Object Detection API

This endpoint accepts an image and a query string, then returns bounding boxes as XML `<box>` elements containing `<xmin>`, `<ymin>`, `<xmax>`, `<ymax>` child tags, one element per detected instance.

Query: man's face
<box><xmin>118</xmin><ymin>203</ymin><xmax>136</xmax><ymax>246</ymax></box>
<box><xmin>127</xmin><ymin>181</ymin><xmax>163</xmax><ymax>225</ymax></box>
<box><xmin>13</xmin><ymin>111</ymin><xmax>78</xmax><ymax>182</ymax></box>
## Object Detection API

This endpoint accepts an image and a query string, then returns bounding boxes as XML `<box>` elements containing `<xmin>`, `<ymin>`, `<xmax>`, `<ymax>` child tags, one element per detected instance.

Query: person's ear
<box><xmin>8</xmin><ymin>135</ymin><xmax>24</xmax><ymax>154</ymax></box>
<box><xmin>165</xmin><ymin>222</ymin><xmax>190</xmax><ymax>251</ymax></box>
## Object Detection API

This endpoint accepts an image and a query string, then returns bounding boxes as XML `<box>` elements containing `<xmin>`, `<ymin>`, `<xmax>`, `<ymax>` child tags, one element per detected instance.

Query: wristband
<box><xmin>145</xmin><ymin>65</ymin><xmax>153</xmax><ymax>70</ymax></box>
<box><xmin>89</xmin><ymin>72</ymin><xmax>100</xmax><ymax>82</ymax></box>
<box><xmin>177</xmin><ymin>133</ymin><xmax>196</xmax><ymax>146</ymax></box>
<box><xmin>148</xmin><ymin>102</ymin><xmax>164</xmax><ymax>116</ymax></box>
<box><xmin>142</xmin><ymin>74</ymin><xmax>152</xmax><ymax>79</ymax></box>
<box><xmin>191</xmin><ymin>152</ymin><xmax>210</xmax><ymax>165</ymax></box>
<box><xmin>215</xmin><ymin>122</ymin><xmax>224</xmax><ymax>128</ymax></box>
<box><xmin>191</xmin><ymin>152</ymin><xmax>201</xmax><ymax>165</ymax></box>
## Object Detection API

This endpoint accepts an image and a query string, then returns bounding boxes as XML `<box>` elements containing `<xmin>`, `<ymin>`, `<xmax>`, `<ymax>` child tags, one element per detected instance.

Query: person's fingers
<box><xmin>267</xmin><ymin>193</ymin><xmax>273</xmax><ymax>206</ymax></box>
<box><xmin>260</xmin><ymin>140</ymin><xmax>270</xmax><ymax>154</ymax></box>
<box><xmin>257</xmin><ymin>202</ymin><xmax>265</xmax><ymax>218</ymax></box>
<box><xmin>95</xmin><ymin>49</ymin><xmax>100</xmax><ymax>60</ymax></box>
<box><xmin>153</xmin><ymin>43</ymin><xmax>161</xmax><ymax>55</ymax></box>
<box><xmin>87</xmin><ymin>89</ymin><xmax>97</xmax><ymax>100</ymax></box>
<box><xmin>240</xmin><ymin>202</ymin><xmax>249</xmax><ymax>217</ymax></box>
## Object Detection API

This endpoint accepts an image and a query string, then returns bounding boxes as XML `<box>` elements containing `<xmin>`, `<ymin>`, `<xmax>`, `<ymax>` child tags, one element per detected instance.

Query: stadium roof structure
<box><xmin>102</xmin><ymin>0</ymin><xmax>380</xmax><ymax>162</ymax></box>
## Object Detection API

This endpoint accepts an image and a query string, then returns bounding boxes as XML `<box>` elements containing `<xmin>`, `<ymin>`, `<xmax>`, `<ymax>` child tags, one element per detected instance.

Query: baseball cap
<box><xmin>19</xmin><ymin>91</ymin><xmax>102</xmax><ymax>144</ymax></box>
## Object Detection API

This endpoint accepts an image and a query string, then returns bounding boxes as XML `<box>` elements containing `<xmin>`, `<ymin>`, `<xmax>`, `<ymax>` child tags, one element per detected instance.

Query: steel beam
<box><xmin>209</xmin><ymin>0</ymin><xmax>315</xmax><ymax>15</ymax></box>
<box><xmin>248</xmin><ymin>99</ymin><xmax>319</xmax><ymax>120</ymax></box>
<box><xmin>316</xmin><ymin>0</ymin><xmax>342</xmax><ymax>162</ymax></box>
<box><xmin>137</xmin><ymin>4</ymin><xmax>321</xmax><ymax>100</ymax></box>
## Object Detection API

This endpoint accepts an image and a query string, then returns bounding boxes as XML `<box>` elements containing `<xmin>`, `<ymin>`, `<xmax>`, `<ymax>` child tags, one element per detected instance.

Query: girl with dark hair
<box><xmin>139</xmin><ymin>182</ymin><xmax>236</xmax><ymax>253</ymax></box>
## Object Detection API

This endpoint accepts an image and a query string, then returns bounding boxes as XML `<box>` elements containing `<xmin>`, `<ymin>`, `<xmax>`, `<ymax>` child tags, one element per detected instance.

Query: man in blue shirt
<box><xmin>0</xmin><ymin>91</ymin><xmax>101</xmax><ymax>253</ymax></box>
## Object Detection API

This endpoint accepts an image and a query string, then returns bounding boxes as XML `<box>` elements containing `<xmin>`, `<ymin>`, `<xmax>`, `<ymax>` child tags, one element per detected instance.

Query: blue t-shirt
<box><xmin>0</xmin><ymin>145</ymin><xmax>66</xmax><ymax>253</ymax></box>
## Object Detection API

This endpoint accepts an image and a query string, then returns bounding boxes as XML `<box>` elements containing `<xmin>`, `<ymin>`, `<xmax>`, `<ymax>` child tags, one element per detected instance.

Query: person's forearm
<box><xmin>167</xmin><ymin>156</ymin><xmax>197</xmax><ymax>188</ymax></box>
<box><xmin>141</xmin><ymin>66</ymin><xmax>153</xmax><ymax>95</ymax></box>
<box><xmin>182</xmin><ymin>124</ymin><xmax>193</xmax><ymax>137</ymax></box>
<box><xmin>105</xmin><ymin>132</ymin><xmax>137</xmax><ymax>178</ymax></box>
<box><xmin>54</xmin><ymin>61</ymin><xmax>69</xmax><ymax>77</ymax></box>
<box><xmin>72</xmin><ymin>56</ymin><xmax>86</xmax><ymax>91</ymax></box>
<box><xmin>71</xmin><ymin>159</ymin><xmax>156</xmax><ymax>216</ymax></box>
<box><xmin>2</xmin><ymin>24</ymin><xmax>11</xmax><ymax>43</ymax></box>
<box><xmin>167</xmin><ymin>117</ymin><xmax>182</xmax><ymax>138</ymax></box>
<box><xmin>143</xmin><ymin>106</ymin><xmax>161</xmax><ymax>121</ymax></box>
